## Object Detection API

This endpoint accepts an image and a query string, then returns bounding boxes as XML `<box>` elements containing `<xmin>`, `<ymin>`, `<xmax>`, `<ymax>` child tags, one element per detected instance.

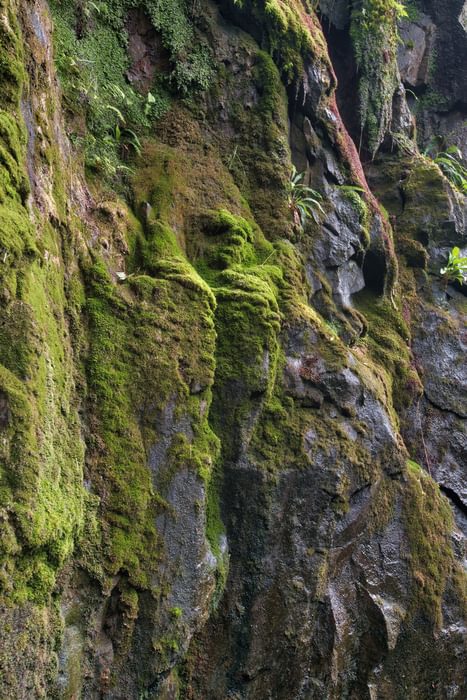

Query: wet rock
<box><xmin>2</xmin><ymin>0</ymin><xmax>465</xmax><ymax>698</ymax></box>
<box><xmin>399</xmin><ymin>0</ymin><xmax>467</xmax><ymax>160</ymax></box>
<box><xmin>412</xmin><ymin>309</ymin><xmax>467</xmax><ymax>417</ymax></box>
<box><xmin>126</xmin><ymin>8</ymin><xmax>170</xmax><ymax>91</ymax></box>
<box><xmin>318</xmin><ymin>0</ymin><xmax>350</xmax><ymax>30</ymax></box>
<box><xmin>328</xmin><ymin>259</ymin><xmax>365</xmax><ymax>307</ymax></box>
<box><xmin>155</xmin><ymin>468</ymin><xmax>217</xmax><ymax>634</ymax></box>
<box><xmin>398</xmin><ymin>13</ymin><xmax>436</xmax><ymax>88</ymax></box>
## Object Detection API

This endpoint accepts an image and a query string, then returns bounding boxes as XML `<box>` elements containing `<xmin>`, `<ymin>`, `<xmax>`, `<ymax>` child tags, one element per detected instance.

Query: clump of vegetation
<box><xmin>432</xmin><ymin>147</ymin><xmax>467</xmax><ymax>193</ymax></box>
<box><xmin>51</xmin><ymin>1</ymin><xmax>159</xmax><ymax>177</ymax></box>
<box><xmin>404</xmin><ymin>0</ymin><xmax>420</xmax><ymax>22</ymax></box>
<box><xmin>440</xmin><ymin>246</ymin><xmax>467</xmax><ymax>285</ymax></box>
<box><xmin>50</xmin><ymin>0</ymin><xmax>214</xmax><ymax>179</ymax></box>
<box><xmin>287</xmin><ymin>166</ymin><xmax>323</xmax><ymax>229</ymax></box>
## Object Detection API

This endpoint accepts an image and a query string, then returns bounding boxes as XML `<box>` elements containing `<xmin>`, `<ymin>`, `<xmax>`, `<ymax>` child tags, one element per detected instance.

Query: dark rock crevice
<box><xmin>440</xmin><ymin>485</ymin><xmax>467</xmax><ymax>517</ymax></box>
<box><xmin>423</xmin><ymin>391</ymin><xmax>467</xmax><ymax>421</ymax></box>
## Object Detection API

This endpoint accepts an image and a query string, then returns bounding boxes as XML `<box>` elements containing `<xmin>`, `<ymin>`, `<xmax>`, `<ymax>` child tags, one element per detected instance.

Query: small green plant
<box><xmin>440</xmin><ymin>246</ymin><xmax>467</xmax><ymax>285</ymax></box>
<box><xmin>432</xmin><ymin>147</ymin><xmax>467</xmax><ymax>193</ymax></box>
<box><xmin>287</xmin><ymin>166</ymin><xmax>324</xmax><ymax>229</ymax></box>
<box><xmin>337</xmin><ymin>184</ymin><xmax>365</xmax><ymax>194</ymax></box>
<box><xmin>111</xmin><ymin>124</ymin><xmax>142</xmax><ymax>157</ymax></box>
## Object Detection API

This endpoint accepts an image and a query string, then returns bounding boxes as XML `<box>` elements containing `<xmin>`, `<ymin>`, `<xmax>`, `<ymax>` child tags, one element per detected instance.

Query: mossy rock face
<box><xmin>0</xmin><ymin>0</ymin><xmax>86</xmax><ymax>609</ymax></box>
<box><xmin>0</xmin><ymin>0</ymin><xmax>465</xmax><ymax>697</ymax></box>
<box><xmin>366</xmin><ymin>154</ymin><xmax>464</xmax><ymax>263</ymax></box>
<box><xmin>403</xmin><ymin>461</ymin><xmax>454</xmax><ymax>622</ymax></box>
<box><xmin>81</xmin><ymin>237</ymin><xmax>219</xmax><ymax>584</ymax></box>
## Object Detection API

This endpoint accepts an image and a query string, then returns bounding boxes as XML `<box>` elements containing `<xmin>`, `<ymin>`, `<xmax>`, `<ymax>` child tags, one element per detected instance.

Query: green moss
<box><xmin>253</xmin><ymin>50</ymin><xmax>284</xmax><ymax>116</ymax></box>
<box><xmin>196</xmin><ymin>213</ymin><xmax>281</xmax><ymax>390</ymax></box>
<box><xmin>0</xmin><ymin>22</ymin><xmax>36</xmax><ymax>294</ymax></box>
<box><xmin>369</xmin><ymin>153</ymin><xmax>454</xmax><ymax>251</ymax></box>
<box><xmin>84</xmin><ymin>288</ymin><xmax>158</xmax><ymax>583</ymax></box>
<box><xmin>354</xmin><ymin>290</ymin><xmax>422</xmax><ymax>420</ymax></box>
<box><xmin>81</xmin><ymin>267</ymin><xmax>157</xmax><ymax>584</ymax></box>
<box><xmin>231</xmin><ymin>50</ymin><xmax>292</xmax><ymax>239</ymax></box>
<box><xmin>0</xmin><ymin>0</ymin><xmax>26</xmax><ymax>106</ymax></box>
<box><xmin>80</xmin><ymin>205</ymin><xmax>220</xmax><ymax>585</ymax></box>
<box><xmin>0</xmin><ymin>252</ymin><xmax>87</xmax><ymax>604</ymax></box>
<box><xmin>0</xmin><ymin>0</ymin><xmax>86</xmax><ymax>606</ymax></box>
<box><xmin>230</xmin><ymin>0</ymin><xmax>329</xmax><ymax>81</ymax></box>
<box><xmin>338</xmin><ymin>185</ymin><xmax>371</xmax><ymax>246</ymax></box>
<box><xmin>366</xmin><ymin>477</ymin><xmax>398</xmax><ymax>533</ymax></box>
<box><xmin>404</xmin><ymin>461</ymin><xmax>455</xmax><ymax>625</ymax></box>
<box><xmin>401</xmin><ymin>156</ymin><xmax>454</xmax><ymax>245</ymax></box>
<box><xmin>404</xmin><ymin>0</ymin><xmax>420</xmax><ymax>21</ymax></box>
<box><xmin>350</xmin><ymin>0</ymin><xmax>407</xmax><ymax>155</ymax></box>
<box><xmin>396</xmin><ymin>236</ymin><xmax>428</xmax><ymax>269</ymax></box>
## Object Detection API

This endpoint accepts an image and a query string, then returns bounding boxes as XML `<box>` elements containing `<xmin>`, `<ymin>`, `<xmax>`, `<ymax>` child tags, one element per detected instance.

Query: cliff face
<box><xmin>0</xmin><ymin>1</ymin><xmax>465</xmax><ymax>698</ymax></box>
<box><xmin>398</xmin><ymin>0</ymin><xmax>467</xmax><ymax>159</ymax></box>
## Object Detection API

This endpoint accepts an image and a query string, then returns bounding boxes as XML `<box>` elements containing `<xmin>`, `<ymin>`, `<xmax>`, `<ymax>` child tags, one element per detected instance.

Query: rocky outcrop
<box><xmin>398</xmin><ymin>0</ymin><xmax>467</xmax><ymax>159</ymax></box>
<box><xmin>0</xmin><ymin>1</ymin><xmax>465</xmax><ymax>698</ymax></box>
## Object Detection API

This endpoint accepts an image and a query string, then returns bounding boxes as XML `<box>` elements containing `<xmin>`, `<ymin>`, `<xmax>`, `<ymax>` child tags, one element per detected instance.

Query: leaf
<box><xmin>108</xmin><ymin>84</ymin><xmax>126</xmax><ymax>100</ymax></box>
<box><xmin>106</xmin><ymin>104</ymin><xmax>125</xmax><ymax>122</ymax></box>
<box><xmin>339</xmin><ymin>184</ymin><xmax>365</xmax><ymax>193</ymax></box>
<box><xmin>446</xmin><ymin>145</ymin><xmax>462</xmax><ymax>157</ymax></box>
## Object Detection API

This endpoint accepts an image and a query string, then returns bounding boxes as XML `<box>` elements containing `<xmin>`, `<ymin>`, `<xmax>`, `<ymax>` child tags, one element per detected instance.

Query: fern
<box><xmin>433</xmin><ymin>147</ymin><xmax>467</xmax><ymax>194</ymax></box>
<box><xmin>287</xmin><ymin>166</ymin><xmax>324</xmax><ymax>229</ymax></box>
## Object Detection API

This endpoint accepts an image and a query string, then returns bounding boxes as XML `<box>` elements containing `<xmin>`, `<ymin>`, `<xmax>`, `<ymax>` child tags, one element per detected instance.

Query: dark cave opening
<box><xmin>362</xmin><ymin>250</ymin><xmax>386</xmax><ymax>295</ymax></box>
